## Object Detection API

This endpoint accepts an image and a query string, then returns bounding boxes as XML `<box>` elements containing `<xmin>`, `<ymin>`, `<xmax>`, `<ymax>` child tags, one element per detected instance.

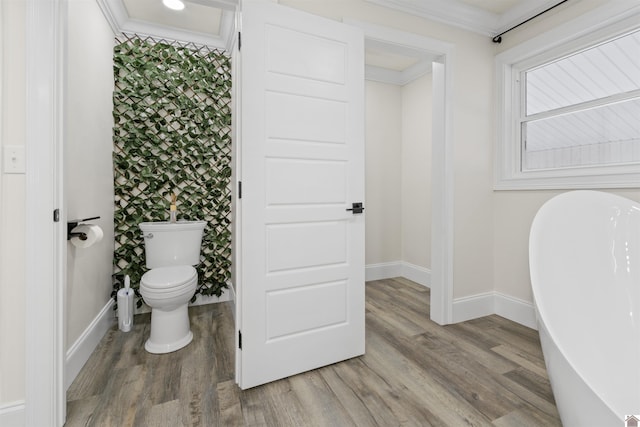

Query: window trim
<box><xmin>494</xmin><ymin>3</ymin><xmax>640</xmax><ymax>190</ymax></box>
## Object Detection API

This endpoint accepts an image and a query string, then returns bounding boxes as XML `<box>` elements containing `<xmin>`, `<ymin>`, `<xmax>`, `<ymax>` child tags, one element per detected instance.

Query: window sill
<box><xmin>494</xmin><ymin>167</ymin><xmax>640</xmax><ymax>191</ymax></box>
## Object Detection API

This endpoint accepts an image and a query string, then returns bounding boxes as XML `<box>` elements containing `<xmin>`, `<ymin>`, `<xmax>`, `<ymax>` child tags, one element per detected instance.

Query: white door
<box><xmin>238</xmin><ymin>0</ymin><xmax>365</xmax><ymax>389</ymax></box>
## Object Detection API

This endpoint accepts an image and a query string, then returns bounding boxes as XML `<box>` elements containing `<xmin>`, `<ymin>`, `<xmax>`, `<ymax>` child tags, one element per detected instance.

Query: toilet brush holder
<box><xmin>117</xmin><ymin>275</ymin><xmax>134</xmax><ymax>332</ymax></box>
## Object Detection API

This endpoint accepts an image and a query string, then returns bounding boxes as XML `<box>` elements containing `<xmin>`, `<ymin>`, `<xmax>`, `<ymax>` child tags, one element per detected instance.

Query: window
<box><xmin>495</xmin><ymin>7</ymin><xmax>640</xmax><ymax>189</ymax></box>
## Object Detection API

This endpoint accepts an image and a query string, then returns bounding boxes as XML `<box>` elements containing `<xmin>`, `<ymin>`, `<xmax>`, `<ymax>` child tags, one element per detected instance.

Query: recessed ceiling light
<box><xmin>163</xmin><ymin>0</ymin><xmax>185</xmax><ymax>11</ymax></box>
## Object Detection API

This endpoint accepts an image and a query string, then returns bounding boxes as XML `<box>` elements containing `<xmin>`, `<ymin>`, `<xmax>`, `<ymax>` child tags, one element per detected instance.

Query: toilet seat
<box><xmin>141</xmin><ymin>265</ymin><xmax>197</xmax><ymax>292</ymax></box>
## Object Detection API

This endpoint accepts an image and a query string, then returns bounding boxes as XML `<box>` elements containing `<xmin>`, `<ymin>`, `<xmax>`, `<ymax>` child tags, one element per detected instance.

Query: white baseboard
<box><xmin>66</xmin><ymin>299</ymin><xmax>115</xmax><ymax>390</ymax></box>
<box><xmin>400</xmin><ymin>262</ymin><xmax>431</xmax><ymax>288</ymax></box>
<box><xmin>192</xmin><ymin>285</ymin><xmax>236</xmax><ymax>319</ymax></box>
<box><xmin>452</xmin><ymin>291</ymin><xmax>537</xmax><ymax>330</ymax></box>
<box><xmin>452</xmin><ymin>292</ymin><xmax>494</xmax><ymax>323</ymax></box>
<box><xmin>366</xmin><ymin>262</ymin><xmax>535</xmax><ymax>330</ymax></box>
<box><xmin>365</xmin><ymin>261</ymin><xmax>431</xmax><ymax>288</ymax></box>
<box><xmin>0</xmin><ymin>401</ymin><xmax>25</xmax><ymax>427</ymax></box>
<box><xmin>365</xmin><ymin>261</ymin><xmax>402</xmax><ymax>281</ymax></box>
<box><xmin>190</xmin><ymin>286</ymin><xmax>232</xmax><ymax>305</ymax></box>
<box><xmin>494</xmin><ymin>292</ymin><xmax>537</xmax><ymax>330</ymax></box>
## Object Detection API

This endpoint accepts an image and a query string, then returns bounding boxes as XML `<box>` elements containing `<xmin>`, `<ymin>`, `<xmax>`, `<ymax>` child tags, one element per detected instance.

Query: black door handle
<box><xmin>346</xmin><ymin>202</ymin><xmax>364</xmax><ymax>214</ymax></box>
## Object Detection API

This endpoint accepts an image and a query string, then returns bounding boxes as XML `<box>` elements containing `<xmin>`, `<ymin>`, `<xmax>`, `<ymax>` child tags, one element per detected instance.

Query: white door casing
<box><xmin>25</xmin><ymin>0</ymin><xmax>66</xmax><ymax>425</ymax></box>
<box><xmin>346</xmin><ymin>20</ymin><xmax>455</xmax><ymax>325</ymax></box>
<box><xmin>238</xmin><ymin>0</ymin><xmax>365</xmax><ymax>389</ymax></box>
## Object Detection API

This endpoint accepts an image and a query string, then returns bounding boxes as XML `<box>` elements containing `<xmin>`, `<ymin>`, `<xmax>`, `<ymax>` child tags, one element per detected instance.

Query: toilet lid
<box><xmin>141</xmin><ymin>265</ymin><xmax>197</xmax><ymax>290</ymax></box>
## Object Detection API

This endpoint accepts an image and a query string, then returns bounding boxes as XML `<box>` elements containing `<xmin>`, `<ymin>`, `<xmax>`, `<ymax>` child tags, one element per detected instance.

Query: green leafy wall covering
<box><xmin>112</xmin><ymin>35</ymin><xmax>232</xmax><ymax>302</ymax></box>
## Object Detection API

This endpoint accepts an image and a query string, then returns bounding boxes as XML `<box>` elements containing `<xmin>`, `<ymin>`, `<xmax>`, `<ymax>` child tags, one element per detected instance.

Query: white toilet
<box><xmin>138</xmin><ymin>220</ymin><xmax>206</xmax><ymax>354</ymax></box>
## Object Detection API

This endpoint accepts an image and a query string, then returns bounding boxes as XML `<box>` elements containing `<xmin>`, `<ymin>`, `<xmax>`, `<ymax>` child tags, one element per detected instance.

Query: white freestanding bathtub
<box><xmin>530</xmin><ymin>190</ymin><xmax>640</xmax><ymax>426</ymax></box>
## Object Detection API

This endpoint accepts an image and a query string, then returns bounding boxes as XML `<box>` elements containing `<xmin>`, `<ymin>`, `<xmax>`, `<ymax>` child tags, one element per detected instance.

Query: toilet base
<box><xmin>145</xmin><ymin>330</ymin><xmax>193</xmax><ymax>354</ymax></box>
<box><xmin>145</xmin><ymin>303</ymin><xmax>193</xmax><ymax>354</ymax></box>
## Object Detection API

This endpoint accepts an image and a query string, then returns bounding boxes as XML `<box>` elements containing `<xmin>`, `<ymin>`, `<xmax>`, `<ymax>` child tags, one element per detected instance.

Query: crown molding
<box><xmin>187</xmin><ymin>0</ymin><xmax>238</xmax><ymax>11</ymax></box>
<box><xmin>96</xmin><ymin>0</ymin><xmax>236</xmax><ymax>50</ymax></box>
<box><xmin>350</xmin><ymin>18</ymin><xmax>445</xmax><ymax>85</ymax></box>
<box><xmin>365</xmin><ymin>36</ymin><xmax>437</xmax><ymax>85</ymax></box>
<box><xmin>220</xmin><ymin>9</ymin><xmax>237</xmax><ymax>52</ymax></box>
<box><xmin>496</xmin><ymin>0</ymin><xmax>564</xmax><ymax>33</ymax></box>
<box><xmin>365</xmin><ymin>0</ymin><xmax>498</xmax><ymax>36</ymax></box>
<box><xmin>364</xmin><ymin>0</ymin><xmax>569</xmax><ymax>38</ymax></box>
<box><xmin>365</xmin><ymin>60</ymin><xmax>432</xmax><ymax>86</ymax></box>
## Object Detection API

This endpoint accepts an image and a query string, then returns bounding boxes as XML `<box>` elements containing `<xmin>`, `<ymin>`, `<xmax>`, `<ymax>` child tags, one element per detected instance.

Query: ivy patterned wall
<box><xmin>112</xmin><ymin>35</ymin><xmax>232</xmax><ymax>302</ymax></box>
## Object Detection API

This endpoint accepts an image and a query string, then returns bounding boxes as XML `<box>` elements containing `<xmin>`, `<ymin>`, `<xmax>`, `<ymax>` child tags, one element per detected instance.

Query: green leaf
<box><xmin>112</xmin><ymin>36</ymin><xmax>232</xmax><ymax>300</ymax></box>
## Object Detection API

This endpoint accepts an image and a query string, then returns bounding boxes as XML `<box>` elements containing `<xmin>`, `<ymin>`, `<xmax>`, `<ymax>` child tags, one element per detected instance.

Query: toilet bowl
<box><xmin>138</xmin><ymin>220</ymin><xmax>206</xmax><ymax>354</ymax></box>
<box><xmin>140</xmin><ymin>265</ymin><xmax>198</xmax><ymax>353</ymax></box>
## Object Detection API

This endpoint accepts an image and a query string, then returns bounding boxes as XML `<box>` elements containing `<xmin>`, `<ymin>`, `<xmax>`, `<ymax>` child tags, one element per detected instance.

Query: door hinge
<box><xmin>238</xmin><ymin>181</ymin><xmax>242</xmax><ymax>199</ymax></box>
<box><xmin>53</xmin><ymin>209</ymin><xmax>60</xmax><ymax>222</ymax></box>
<box><xmin>238</xmin><ymin>32</ymin><xmax>241</xmax><ymax>51</ymax></box>
<box><xmin>238</xmin><ymin>330</ymin><xmax>242</xmax><ymax>349</ymax></box>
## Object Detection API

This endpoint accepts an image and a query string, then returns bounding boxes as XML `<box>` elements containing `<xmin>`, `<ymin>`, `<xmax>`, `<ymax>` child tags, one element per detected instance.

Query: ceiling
<box><xmin>97</xmin><ymin>0</ymin><xmax>237</xmax><ymax>50</ymax></box>
<box><xmin>98</xmin><ymin>0</ymin><xmax>562</xmax><ymax>85</ymax></box>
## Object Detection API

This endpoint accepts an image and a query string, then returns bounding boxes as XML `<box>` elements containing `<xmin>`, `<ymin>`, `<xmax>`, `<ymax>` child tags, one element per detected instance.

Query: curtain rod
<box><xmin>492</xmin><ymin>0</ymin><xmax>569</xmax><ymax>43</ymax></box>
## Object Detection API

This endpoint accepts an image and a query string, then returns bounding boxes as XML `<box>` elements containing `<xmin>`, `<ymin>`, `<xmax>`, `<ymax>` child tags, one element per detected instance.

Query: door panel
<box><xmin>266</xmin><ymin>221</ymin><xmax>347</xmax><ymax>272</ymax></box>
<box><xmin>239</xmin><ymin>0</ymin><xmax>365</xmax><ymax>389</ymax></box>
<box><xmin>266</xmin><ymin>159</ymin><xmax>348</xmax><ymax>205</ymax></box>
<box><xmin>266</xmin><ymin>92</ymin><xmax>347</xmax><ymax>143</ymax></box>
<box><xmin>266</xmin><ymin>25</ymin><xmax>347</xmax><ymax>84</ymax></box>
<box><xmin>266</xmin><ymin>280</ymin><xmax>348</xmax><ymax>340</ymax></box>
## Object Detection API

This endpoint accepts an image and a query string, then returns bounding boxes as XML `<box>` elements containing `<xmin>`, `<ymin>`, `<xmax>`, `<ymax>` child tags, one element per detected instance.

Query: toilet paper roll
<box><xmin>70</xmin><ymin>224</ymin><xmax>104</xmax><ymax>249</ymax></box>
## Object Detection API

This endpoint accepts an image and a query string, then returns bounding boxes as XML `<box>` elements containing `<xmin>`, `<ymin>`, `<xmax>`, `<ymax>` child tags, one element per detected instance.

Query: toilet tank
<box><xmin>139</xmin><ymin>221</ymin><xmax>206</xmax><ymax>269</ymax></box>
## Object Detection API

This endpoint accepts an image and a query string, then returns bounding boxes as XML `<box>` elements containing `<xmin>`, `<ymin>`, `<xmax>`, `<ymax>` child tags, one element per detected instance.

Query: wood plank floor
<box><xmin>65</xmin><ymin>278</ymin><xmax>562</xmax><ymax>426</ymax></box>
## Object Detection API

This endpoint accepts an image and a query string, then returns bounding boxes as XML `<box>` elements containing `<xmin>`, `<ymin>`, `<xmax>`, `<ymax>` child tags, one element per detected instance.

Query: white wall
<box><xmin>65</xmin><ymin>0</ymin><xmax>115</xmax><ymax>351</ymax></box>
<box><xmin>450</xmin><ymin>33</ymin><xmax>495</xmax><ymax>299</ymax></box>
<box><xmin>365</xmin><ymin>74</ymin><xmax>432</xmax><ymax>273</ymax></box>
<box><xmin>365</xmin><ymin>81</ymin><xmax>402</xmax><ymax>265</ymax></box>
<box><xmin>0</xmin><ymin>0</ymin><xmax>27</xmax><ymax>406</ymax></box>
<box><xmin>281</xmin><ymin>0</ymin><xmax>496</xmax><ymax>300</ymax></box>
<box><xmin>401</xmin><ymin>74</ymin><xmax>431</xmax><ymax>269</ymax></box>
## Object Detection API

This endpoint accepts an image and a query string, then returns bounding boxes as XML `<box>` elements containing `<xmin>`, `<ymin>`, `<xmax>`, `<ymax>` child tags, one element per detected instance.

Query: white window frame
<box><xmin>495</xmin><ymin>2</ymin><xmax>640</xmax><ymax>190</ymax></box>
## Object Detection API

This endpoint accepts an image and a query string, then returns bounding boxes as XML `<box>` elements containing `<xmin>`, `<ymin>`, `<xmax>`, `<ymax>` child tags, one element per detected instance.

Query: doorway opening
<box><xmin>353</xmin><ymin>20</ymin><xmax>454</xmax><ymax>325</ymax></box>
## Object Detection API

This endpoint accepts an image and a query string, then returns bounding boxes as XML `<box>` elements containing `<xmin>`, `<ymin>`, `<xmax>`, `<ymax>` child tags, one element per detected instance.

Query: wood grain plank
<box><xmin>317</xmin><ymin>365</ymin><xmax>379</xmax><ymax>426</ymax></box>
<box><xmin>363</xmin><ymin>329</ymin><xmax>492</xmax><ymax>426</ymax></box>
<box><xmin>491</xmin><ymin>344</ymin><xmax>548</xmax><ymax>378</ymax></box>
<box><xmin>493</xmin><ymin>407</ymin><xmax>562</xmax><ymax>427</ymax></box>
<box><xmin>98</xmin><ymin>364</ymin><xmax>147</xmax><ymax>426</ymax></box>
<box><xmin>145</xmin><ymin>399</ymin><xmax>186</xmax><ymax>427</ymax></box>
<box><xmin>217</xmin><ymin>380</ymin><xmax>243</xmax><ymax>427</ymax></box>
<box><xmin>286</xmin><ymin>369</ymin><xmax>357</xmax><ymax>426</ymax></box>
<box><xmin>240</xmin><ymin>378</ymin><xmax>310</xmax><ymax>426</ymax></box>
<box><xmin>65</xmin><ymin>278</ymin><xmax>562</xmax><ymax>427</ymax></box>
<box><xmin>64</xmin><ymin>395</ymin><xmax>101</xmax><ymax>427</ymax></box>
<box><xmin>328</xmin><ymin>357</ymin><xmax>420</xmax><ymax>426</ymax></box>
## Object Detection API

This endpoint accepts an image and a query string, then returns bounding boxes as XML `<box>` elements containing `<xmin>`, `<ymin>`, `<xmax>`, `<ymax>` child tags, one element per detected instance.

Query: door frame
<box><xmin>347</xmin><ymin>20</ymin><xmax>455</xmax><ymax>325</ymax></box>
<box><xmin>25</xmin><ymin>0</ymin><xmax>66</xmax><ymax>424</ymax></box>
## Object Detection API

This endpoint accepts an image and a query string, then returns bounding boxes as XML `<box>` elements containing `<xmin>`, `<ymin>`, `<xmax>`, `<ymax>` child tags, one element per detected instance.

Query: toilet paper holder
<box><xmin>67</xmin><ymin>216</ymin><xmax>100</xmax><ymax>240</ymax></box>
